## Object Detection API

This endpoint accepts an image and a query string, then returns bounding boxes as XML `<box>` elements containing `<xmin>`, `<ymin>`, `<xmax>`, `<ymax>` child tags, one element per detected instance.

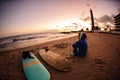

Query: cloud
<box><xmin>86</xmin><ymin>3</ymin><xmax>90</xmax><ymax>7</ymax></box>
<box><xmin>80</xmin><ymin>16</ymin><xmax>90</xmax><ymax>21</ymax></box>
<box><xmin>80</xmin><ymin>14</ymin><xmax>114</xmax><ymax>28</ymax></box>
<box><xmin>98</xmin><ymin>15</ymin><xmax>114</xmax><ymax>24</ymax></box>
<box><xmin>97</xmin><ymin>15</ymin><xmax>114</xmax><ymax>28</ymax></box>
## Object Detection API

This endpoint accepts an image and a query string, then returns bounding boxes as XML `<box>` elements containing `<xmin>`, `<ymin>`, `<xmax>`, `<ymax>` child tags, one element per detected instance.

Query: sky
<box><xmin>0</xmin><ymin>0</ymin><xmax>120</xmax><ymax>37</ymax></box>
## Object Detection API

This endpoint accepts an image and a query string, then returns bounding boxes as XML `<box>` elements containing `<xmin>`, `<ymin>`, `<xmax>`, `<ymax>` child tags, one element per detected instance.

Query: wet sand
<box><xmin>0</xmin><ymin>33</ymin><xmax>120</xmax><ymax>80</ymax></box>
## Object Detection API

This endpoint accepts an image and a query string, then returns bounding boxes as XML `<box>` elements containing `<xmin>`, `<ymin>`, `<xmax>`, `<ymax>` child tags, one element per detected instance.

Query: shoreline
<box><xmin>0</xmin><ymin>33</ymin><xmax>120</xmax><ymax>80</ymax></box>
<box><xmin>0</xmin><ymin>34</ymin><xmax>77</xmax><ymax>53</ymax></box>
<box><xmin>0</xmin><ymin>33</ymin><xmax>77</xmax><ymax>52</ymax></box>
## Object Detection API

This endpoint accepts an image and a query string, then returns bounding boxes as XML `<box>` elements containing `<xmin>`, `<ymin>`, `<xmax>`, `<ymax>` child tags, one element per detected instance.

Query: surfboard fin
<box><xmin>42</xmin><ymin>46</ymin><xmax>49</xmax><ymax>52</ymax></box>
<box><xmin>22</xmin><ymin>51</ymin><xmax>34</xmax><ymax>59</ymax></box>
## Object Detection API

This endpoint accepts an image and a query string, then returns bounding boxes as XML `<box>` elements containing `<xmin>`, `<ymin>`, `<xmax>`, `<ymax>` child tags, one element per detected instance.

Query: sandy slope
<box><xmin>0</xmin><ymin>33</ymin><xmax>120</xmax><ymax>80</ymax></box>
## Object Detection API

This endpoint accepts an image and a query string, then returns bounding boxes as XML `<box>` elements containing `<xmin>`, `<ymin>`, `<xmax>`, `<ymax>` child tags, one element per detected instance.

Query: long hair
<box><xmin>78</xmin><ymin>32</ymin><xmax>87</xmax><ymax>40</ymax></box>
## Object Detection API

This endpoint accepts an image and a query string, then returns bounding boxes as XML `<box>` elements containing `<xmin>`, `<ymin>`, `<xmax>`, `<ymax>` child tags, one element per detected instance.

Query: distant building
<box><xmin>114</xmin><ymin>13</ymin><xmax>120</xmax><ymax>31</ymax></box>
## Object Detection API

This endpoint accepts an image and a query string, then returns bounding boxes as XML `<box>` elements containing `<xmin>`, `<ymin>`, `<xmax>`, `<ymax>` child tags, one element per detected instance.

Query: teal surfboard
<box><xmin>22</xmin><ymin>52</ymin><xmax>50</xmax><ymax>80</ymax></box>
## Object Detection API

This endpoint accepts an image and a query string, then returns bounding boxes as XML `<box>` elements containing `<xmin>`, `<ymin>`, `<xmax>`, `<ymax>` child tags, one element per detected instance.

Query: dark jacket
<box><xmin>72</xmin><ymin>33</ymin><xmax>87</xmax><ymax>56</ymax></box>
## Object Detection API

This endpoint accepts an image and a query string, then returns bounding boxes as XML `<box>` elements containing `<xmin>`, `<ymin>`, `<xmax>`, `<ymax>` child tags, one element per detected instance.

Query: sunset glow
<box><xmin>56</xmin><ymin>18</ymin><xmax>91</xmax><ymax>32</ymax></box>
<box><xmin>1</xmin><ymin>0</ymin><xmax>120</xmax><ymax>37</ymax></box>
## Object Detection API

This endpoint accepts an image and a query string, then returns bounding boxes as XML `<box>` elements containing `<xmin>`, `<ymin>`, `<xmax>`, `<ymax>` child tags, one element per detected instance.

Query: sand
<box><xmin>0</xmin><ymin>33</ymin><xmax>120</xmax><ymax>80</ymax></box>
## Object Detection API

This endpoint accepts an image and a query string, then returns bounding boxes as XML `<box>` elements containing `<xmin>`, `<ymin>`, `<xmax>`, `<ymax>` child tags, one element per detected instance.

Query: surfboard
<box><xmin>39</xmin><ymin>49</ymin><xmax>71</xmax><ymax>71</ymax></box>
<box><xmin>22</xmin><ymin>52</ymin><xmax>50</xmax><ymax>80</ymax></box>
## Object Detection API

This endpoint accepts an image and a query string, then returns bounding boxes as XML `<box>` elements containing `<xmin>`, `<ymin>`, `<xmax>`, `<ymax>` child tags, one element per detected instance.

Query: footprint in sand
<box><xmin>119</xmin><ymin>52</ymin><xmax>120</xmax><ymax>55</ymax></box>
<box><xmin>97</xmin><ymin>65</ymin><xmax>105</xmax><ymax>72</ymax></box>
<box><xmin>94</xmin><ymin>59</ymin><xmax>106</xmax><ymax>72</ymax></box>
<box><xmin>52</xmin><ymin>43</ymin><xmax>68</xmax><ymax>49</ymax></box>
<box><xmin>94</xmin><ymin>59</ymin><xmax>105</xmax><ymax>64</ymax></box>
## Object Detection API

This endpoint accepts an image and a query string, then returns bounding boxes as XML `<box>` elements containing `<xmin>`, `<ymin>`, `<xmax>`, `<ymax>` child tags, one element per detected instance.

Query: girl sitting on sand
<box><xmin>71</xmin><ymin>32</ymin><xmax>88</xmax><ymax>57</ymax></box>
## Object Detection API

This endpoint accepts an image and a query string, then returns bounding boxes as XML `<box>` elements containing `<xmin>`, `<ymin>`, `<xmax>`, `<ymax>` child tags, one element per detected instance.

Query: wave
<box><xmin>0</xmin><ymin>32</ymin><xmax>76</xmax><ymax>52</ymax></box>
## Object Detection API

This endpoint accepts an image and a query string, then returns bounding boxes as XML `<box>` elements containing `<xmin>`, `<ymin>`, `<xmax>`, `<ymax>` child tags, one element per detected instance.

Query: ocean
<box><xmin>0</xmin><ymin>32</ymin><xmax>77</xmax><ymax>52</ymax></box>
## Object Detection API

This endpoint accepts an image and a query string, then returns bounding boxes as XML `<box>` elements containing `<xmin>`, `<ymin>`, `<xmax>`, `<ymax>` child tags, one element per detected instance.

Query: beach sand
<box><xmin>0</xmin><ymin>33</ymin><xmax>120</xmax><ymax>80</ymax></box>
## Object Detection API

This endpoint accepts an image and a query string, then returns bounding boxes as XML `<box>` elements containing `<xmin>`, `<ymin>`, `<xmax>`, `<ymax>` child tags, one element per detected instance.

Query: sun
<box><xmin>56</xmin><ymin>18</ymin><xmax>91</xmax><ymax>31</ymax></box>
